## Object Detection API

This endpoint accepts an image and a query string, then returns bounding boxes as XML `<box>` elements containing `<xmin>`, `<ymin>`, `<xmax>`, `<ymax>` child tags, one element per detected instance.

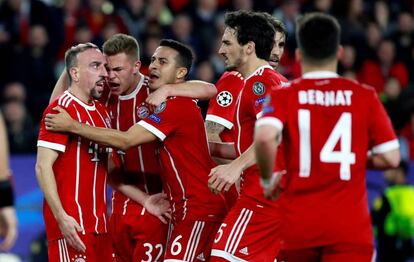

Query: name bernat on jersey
<box><xmin>298</xmin><ymin>89</ymin><xmax>353</xmax><ymax>106</ymax></box>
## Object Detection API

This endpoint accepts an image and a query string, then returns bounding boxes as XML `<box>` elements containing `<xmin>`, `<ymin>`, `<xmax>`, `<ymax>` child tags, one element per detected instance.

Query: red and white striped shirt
<box><xmin>38</xmin><ymin>91</ymin><xmax>112</xmax><ymax>241</ymax></box>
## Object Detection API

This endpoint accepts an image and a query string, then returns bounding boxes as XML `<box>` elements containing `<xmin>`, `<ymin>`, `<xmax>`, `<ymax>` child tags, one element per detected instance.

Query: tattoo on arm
<box><xmin>205</xmin><ymin>120</ymin><xmax>226</xmax><ymax>142</ymax></box>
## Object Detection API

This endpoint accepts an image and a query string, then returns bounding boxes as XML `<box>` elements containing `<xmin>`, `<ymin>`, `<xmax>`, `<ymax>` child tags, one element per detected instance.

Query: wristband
<box><xmin>0</xmin><ymin>180</ymin><xmax>15</xmax><ymax>208</ymax></box>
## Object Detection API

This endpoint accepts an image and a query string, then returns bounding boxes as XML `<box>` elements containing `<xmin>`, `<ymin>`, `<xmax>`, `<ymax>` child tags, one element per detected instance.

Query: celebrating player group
<box><xmin>35</xmin><ymin>10</ymin><xmax>400</xmax><ymax>262</ymax></box>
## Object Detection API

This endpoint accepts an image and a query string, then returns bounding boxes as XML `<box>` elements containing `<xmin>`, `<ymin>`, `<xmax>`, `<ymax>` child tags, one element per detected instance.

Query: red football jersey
<box><xmin>100</xmin><ymin>75</ymin><xmax>162</xmax><ymax>215</ymax></box>
<box><xmin>138</xmin><ymin>97</ymin><xmax>227</xmax><ymax>223</ymax></box>
<box><xmin>38</xmin><ymin>91</ymin><xmax>112</xmax><ymax>241</ymax></box>
<box><xmin>234</xmin><ymin>65</ymin><xmax>288</xmax><ymax>207</ymax></box>
<box><xmin>206</xmin><ymin>71</ymin><xmax>244</xmax><ymax>142</ymax></box>
<box><xmin>257</xmin><ymin>71</ymin><xmax>399</xmax><ymax>249</ymax></box>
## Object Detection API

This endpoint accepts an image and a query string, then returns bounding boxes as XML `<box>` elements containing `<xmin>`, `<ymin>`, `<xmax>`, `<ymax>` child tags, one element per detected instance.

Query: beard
<box><xmin>90</xmin><ymin>87</ymin><xmax>102</xmax><ymax>99</ymax></box>
<box><xmin>225</xmin><ymin>49</ymin><xmax>244</xmax><ymax>72</ymax></box>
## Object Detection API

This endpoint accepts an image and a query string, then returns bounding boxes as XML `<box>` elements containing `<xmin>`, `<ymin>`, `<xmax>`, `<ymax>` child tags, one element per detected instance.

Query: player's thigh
<box><xmin>322</xmin><ymin>242</ymin><xmax>375</xmax><ymax>262</ymax></box>
<box><xmin>132</xmin><ymin>213</ymin><xmax>169</xmax><ymax>262</ymax></box>
<box><xmin>164</xmin><ymin>220</ymin><xmax>221</xmax><ymax>262</ymax></box>
<box><xmin>48</xmin><ymin>234</ymin><xmax>114</xmax><ymax>262</ymax></box>
<box><xmin>109</xmin><ymin>214</ymin><xmax>134</xmax><ymax>262</ymax></box>
<box><xmin>211</xmin><ymin>206</ymin><xmax>281</xmax><ymax>262</ymax></box>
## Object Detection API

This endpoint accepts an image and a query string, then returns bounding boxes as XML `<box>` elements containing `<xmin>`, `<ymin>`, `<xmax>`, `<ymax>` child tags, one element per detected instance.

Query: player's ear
<box><xmin>337</xmin><ymin>45</ymin><xmax>343</xmax><ymax>60</ymax></box>
<box><xmin>176</xmin><ymin>67</ymin><xmax>187</xmax><ymax>80</ymax></box>
<box><xmin>245</xmin><ymin>41</ymin><xmax>255</xmax><ymax>56</ymax></box>
<box><xmin>132</xmin><ymin>59</ymin><xmax>142</xmax><ymax>75</ymax></box>
<box><xmin>70</xmin><ymin>67</ymin><xmax>80</xmax><ymax>83</ymax></box>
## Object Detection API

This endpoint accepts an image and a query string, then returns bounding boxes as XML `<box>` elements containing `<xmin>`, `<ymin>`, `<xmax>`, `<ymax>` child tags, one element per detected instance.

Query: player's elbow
<box><xmin>35</xmin><ymin>162</ymin><xmax>47</xmax><ymax>181</ymax></box>
<box><xmin>205</xmin><ymin>84</ymin><xmax>217</xmax><ymax>98</ymax></box>
<box><xmin>386</xmin><ymin>149</ymin><xmax>401</xmax><ymax>169</ymax></box>
<box><xmin>254</xmin><ymin>125</ymin><xmax>278</xmax><ymax>146</ymax></box>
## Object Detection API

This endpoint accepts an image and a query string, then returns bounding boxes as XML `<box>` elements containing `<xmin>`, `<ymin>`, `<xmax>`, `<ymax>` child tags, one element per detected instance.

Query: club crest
<box><xmin>137</xmin><ymin>105</ymin><xmax>150</xmax><ymax>119</ymax></box>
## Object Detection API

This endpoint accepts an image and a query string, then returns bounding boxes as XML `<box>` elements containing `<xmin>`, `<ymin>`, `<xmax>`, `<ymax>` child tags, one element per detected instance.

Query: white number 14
<box><xmin>298</xmin><ymin>110</ymin><xmax>355</xmax><ymax>180</ymax></box>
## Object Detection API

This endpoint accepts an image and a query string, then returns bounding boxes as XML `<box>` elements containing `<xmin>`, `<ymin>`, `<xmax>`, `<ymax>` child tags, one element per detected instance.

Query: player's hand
<box><xmin>262</xmin><ymin>171</ymin><xmax>285</xmax><ymax>201</ymax></box>
<box><xmin>144</xmin><ymin>193</ymin><xmax>171</xmax><ymax>224</ymax></box>
<box><xmin>145</xmin><ymin>84</ymin><xmax>170</xmax><ymax>111</ymax></box>
<box><xmin>45</xmin><ymin>106</ymin><xmax>74</xmax><ymax>132</ymax></box>
<box><xmin>0</xmin><ymin>206</ymin><xmax>18</xmax><ymax>251</ymax></box>
<box><xmin>208</xmin><ymin>164</ymin><xmax>242</xmax><ymax>194</ymax></box>
<box><xmin>57</xmin><ymin>212</ymin><xmax>86</xmax><ymax>252</ymax></box>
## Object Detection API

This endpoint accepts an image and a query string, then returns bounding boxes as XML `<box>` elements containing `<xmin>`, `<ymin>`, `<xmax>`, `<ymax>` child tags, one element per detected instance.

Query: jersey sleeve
<box><xmin>206</xmin><ymin>73</ymin><xmax>243</xmax><ymax>129</ymax></box>
<box><xmin>37</xmin><ymin>102</ymin><xmax>70</xmax><ymax>152</ymax></box>
<box><xmin>137</xmin><ymin>99</ymin><xmax>180</xmax><ymax>141</ymax></box>
<box><xmin>367</xmin><ymin>88</ymin><xmax>399</xmax><ymax>153</ymax></box>
<box><xmin>255</xmin><ymin>87</ymin><xmax>289</xmax><ymax>132</ymax></box>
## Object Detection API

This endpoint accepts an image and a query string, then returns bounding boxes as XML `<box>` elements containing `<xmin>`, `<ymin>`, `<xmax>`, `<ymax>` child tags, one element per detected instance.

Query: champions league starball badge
<box><xmin>253</xmin><ymin>82</ymin><xmax>266</xmax><ymax>96</ymax></box>
<box><xmin>216</xmin><ymin>91</ymin><xmax>233</xmax><ymax>107</ymax></box>
<box><xmin>154</xmin><ymin>101</ymin><xmax>167</xmax><ymax>114</ymax></box>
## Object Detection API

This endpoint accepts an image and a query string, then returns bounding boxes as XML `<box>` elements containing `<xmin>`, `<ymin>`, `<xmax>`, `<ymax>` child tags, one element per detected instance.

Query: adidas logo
<box><xmin>239</xmin><ymin>247</ymin><xmax>249</xmax><ymax>255</ymax></box>
<box><xmin>196</xmin><ymin>252</ymin><xmax>205</xmax><ymax>261</ymax></box>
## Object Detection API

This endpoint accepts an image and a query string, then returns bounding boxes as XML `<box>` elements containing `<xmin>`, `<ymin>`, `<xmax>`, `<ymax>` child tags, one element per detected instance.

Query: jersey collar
<box><xmin>118</xmin><ymin>73</ymin><xmax>145</xmax><ymax>100</ymax></box>
<box><xmin>64</xmin><ymin>90</ymin><xmax>96</xmax><ymax>111</ymax></box>
<box><xmin>244</xmin><ymin>64</ymin><xmax>273</xmax><ymax>81</ymax></box>
<box><xmin>302</xmin><ymin>71</ymin><xmax>339</xmax><ymax>79</ymax></box>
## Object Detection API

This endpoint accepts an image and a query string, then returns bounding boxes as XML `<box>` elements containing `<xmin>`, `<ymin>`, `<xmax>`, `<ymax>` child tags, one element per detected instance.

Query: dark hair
<box><xmin>159</xmin><ymin>39</ymin><xmax>194</xmax><ymax>77</ymax></box>
<box><xmin>262</xmin><ymin>12</ymin><xmax>287</xmax><ymax>37</ymax></box>
<box><xmin>103</xmin><ymin>33</ymin><xmax>140</xmax><ymax>60</ymax></box>
<box><xmin>224</xmin><ymin>10</ymin><xmax>275</xmax><ymax>60</ymax></box>
<box><xmin>296</xmin><ymin>12</ymin><xmax>341</xmax><ymax>65</ymax></box>
<box><xmin>64</xmin><ymin>42</ymin><xmax>99</xmax><ymax>84</ymax></box>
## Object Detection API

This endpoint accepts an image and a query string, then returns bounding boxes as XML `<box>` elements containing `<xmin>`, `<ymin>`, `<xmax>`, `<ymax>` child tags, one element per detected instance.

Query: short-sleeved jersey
<box><xmin>37</xmin><ymin>91</ymin><xmax>112</xmax><ymax>241</ymax></box>
<box><xmin>138</xmin><ymin>97</ymin><xmax>227</xmax><ymax>223</ymax></box>
<box><xmin>100</xmin><ymin>75</ymin><xmax>162</xmax><ymax>215</ymax></box>
<box><xmin>234</xmin><ymin>65</ymin><xmax>288</xmax><ymax>207</ymax></box>
<box><xmin>256</xmin><ymin>71</ymin><xmax>399</xmax><ymax>249</ymax></box>
<box><xmin>206</xmin><ymin>71</ymin><xmax>244</xmax><ymax>142</ymax></box>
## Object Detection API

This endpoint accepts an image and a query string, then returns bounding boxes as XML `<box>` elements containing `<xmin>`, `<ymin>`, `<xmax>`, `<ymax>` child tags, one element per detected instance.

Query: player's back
<box><xmin>274</xmin><ymin>72</ymin><xmax>398</xmax><ymax>248</ymax></box>
<box><xmin>141</xmin><ymin>97</ymin><xmax>227</xmax><ymax>223</ymax></box>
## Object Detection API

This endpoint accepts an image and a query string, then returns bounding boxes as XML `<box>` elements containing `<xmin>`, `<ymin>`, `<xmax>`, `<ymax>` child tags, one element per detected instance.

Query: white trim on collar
<box><xmin>302</xmin><ymin>71</ymin><xmax>339</xmax><ymax>79</ymax></box>
<box><xmin>119</xmin><ymin>73</ymin><xmax>145</xmax><ymax>100</ymax></box>
<box><xmin>244</xmin><ymin>64</ymin><xmax>273</xmax><ymax>81</ymax></box>
<box><xmin>64</xmin><ymin>90</ymin><xmax>96</xmax><ymax>111</ymax></box>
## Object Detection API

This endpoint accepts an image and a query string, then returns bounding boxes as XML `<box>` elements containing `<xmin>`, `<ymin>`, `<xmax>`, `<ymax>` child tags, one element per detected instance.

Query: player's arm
<box><xmin>146</xmin><ymin>81</ymin><xmax>217</xmax><ymax>107</ymax></box>
<box><xmin>49</xmin><ymin>69</ymin><xmax>69</xmax><ymax>103</ymax></box>
<box><xmin>367</xmin><ymin>149</ymin><xmax>400</xmax><ymax>170</ymax></box>
<box><xmin>0</xmin><ymin>112</ymin><xmax>17</xmax><ymax>251</ymax></box>
<box><xmin>208</xmin><ymin>143</ymin><xmax>256</xmax><ymax>193</ymax></box>
<box><xmin>35</xmin><ymin>147</ymin><xmax>86</xmax><ymax>252</ymax></box>
<box><xmin>44</xmin><ymin>106</ymin><xmax>157</xmax><ymax>151</ymax></box>
<box><xmin>205</xmin><ymin>120</ymin><xmax>226</xmax><ymax>143</ymax></box>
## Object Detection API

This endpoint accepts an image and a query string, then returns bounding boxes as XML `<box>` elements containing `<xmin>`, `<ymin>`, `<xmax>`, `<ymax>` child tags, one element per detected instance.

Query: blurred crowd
<box><xmin>0</xmin><ymin>0</ymin><xmax>414</xmax><ymax>157</ymax></box>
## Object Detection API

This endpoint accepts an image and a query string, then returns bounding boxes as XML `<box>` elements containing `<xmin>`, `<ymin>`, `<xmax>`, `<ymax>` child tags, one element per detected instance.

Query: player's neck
<box><xmin>301</xmin><ymin>61</ymin><xmax>338</xmax><ymax>75</ymax></box>
<box><xmin>238</xmin><ymin>58</ymin><xmax>269</xmax><ymax>78</ymax></box>
<box><xmin>68</xmin><ymin>86</ymin><xmax>93</xmax><ymax>105</ymax></box>
<box><xmin>122</xmin><ymin>73</ymin><xmax>142</xmax><ymax>96</ymax></box>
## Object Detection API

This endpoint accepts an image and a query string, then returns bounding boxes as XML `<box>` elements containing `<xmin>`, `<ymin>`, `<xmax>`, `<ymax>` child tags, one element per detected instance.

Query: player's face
<box><xmin>76</xmin><ymin>48</ymin><xmax>108</xmax><ymax>99</ymax></box>
<box><xmin>269</xmin><ymin>31</ymin><xmax>285</xmax><ymax>70</ymax></box>
<box><xmin>219</xmin><ymin>27</ymin><xmax>245</xmax><ymax>71</ymax></box>
<box><xmin>106</xmin><ymin>52</ymin><xmax>141</xmax><ymax>96</ymax></box>
<box><xmin>148</xmin><ymin>46</ymin><xmax>182</xmax><ymax>90</ymax></box>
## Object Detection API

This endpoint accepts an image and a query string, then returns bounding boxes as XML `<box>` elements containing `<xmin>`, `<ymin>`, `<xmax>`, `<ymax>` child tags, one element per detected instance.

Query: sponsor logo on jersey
<box><xmin>216</xmin><ymin>91</ymin><xmax>233</xmax><ymax>107</ymax></box>
<box><xmin>253</xmin><ymin>82</ymin><xmax>266</xmax><ymax>95</ymax></box>
<box><xmin>148</xmin><ymin>114</ymin><xmax>161</xmax><ymax>123</ymax></box>
<box><xmin>196</xmin><ymin>252</ymin><xmax>206</xmax><ymax>261</ymax></box>
<box><xmin>72</xmin><ymin>255</ymin><xmax>86</xmax><ymax>262</ymax></box>
<box><xmin>239</xmin><ymin>246</ymin><xmax>249</xmax><ymax>255</ymax></box>
<box><xmin>154</xmin><ymin>101</ymin><xmax>166</xmax><ymax>114</ymax></box>
<box><xmin>137</xmin><ymin>105</ymin><xmax>150</xmax><ymax>119</ymax></box>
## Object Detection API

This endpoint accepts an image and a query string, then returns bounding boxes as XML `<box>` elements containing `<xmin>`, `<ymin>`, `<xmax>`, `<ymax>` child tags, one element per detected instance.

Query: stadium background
<box><xmin>0</xmin><ymin>0</ymin><xmax>414</xmax><ymax>260</ymax></box>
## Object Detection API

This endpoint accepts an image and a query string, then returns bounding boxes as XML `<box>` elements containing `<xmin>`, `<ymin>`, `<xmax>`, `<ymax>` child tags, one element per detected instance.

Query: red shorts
<box><xmin>210</xmin><ymin>199</ymin><xmax>282</xmax><ymax>262</ymax></box>
<box><xmin>48</xmin><ymin>233</ymin><xmax>114</xmax><ymax>262</ymax></box>
<box><xmin>164</xmin><ymin>219</ymin><xmax>222</xmax><ymax>261</ymax></box>
<box><xmin>277</xmin><ymin>243</ymin><xmax>375</xmax><ymax>262</ymax></box>
<box><xmin>109</xmin><ymin>209</ymin><xmax>168</xmax><ymax>262</ymax></box>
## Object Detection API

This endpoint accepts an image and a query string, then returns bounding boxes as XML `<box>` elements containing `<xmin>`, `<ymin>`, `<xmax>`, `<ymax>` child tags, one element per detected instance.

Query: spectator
<box><xmin>338</xmin><ymin>45</ymin><xmax>357</xmax><ymax>77</ymax></box>
<box><xmin>1</xmin><ymin>81</ymin><xmax>26</xmax><ymax>103</ymax></box>
<box><xmin>391</xmin><ymin>12</ymin><xmax>414</xmax><ymax>67</ymax></box>
<box><xmin>372</xmin><ymin>161</ymin><xmax>414</xmax><ymax>262</ymax></box>
<box><xmin>117</xmin><ymin>0</ymin><xmax>146</xmax><ymax>39</ymax></box>
<box><xmin>358</xmin><ymin>39</ymin><xmax>409</xmax><ymax>93</ymax></box>
<box><xmin>2</xmin><ymin>99</ymin><xmax>37</xmax><ymax>153</ymax></box>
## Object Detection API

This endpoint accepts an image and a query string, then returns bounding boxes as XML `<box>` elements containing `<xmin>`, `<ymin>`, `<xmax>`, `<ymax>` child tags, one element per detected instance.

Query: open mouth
<box><xmin>108</xmin><ymin>81</ymin><xmax>120</xmax><ymax>88</ymax></box>
<box><xmin>149</xmin><ymin>72</ymin><xmax>159</xmax><ymax>81</ymax></box>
